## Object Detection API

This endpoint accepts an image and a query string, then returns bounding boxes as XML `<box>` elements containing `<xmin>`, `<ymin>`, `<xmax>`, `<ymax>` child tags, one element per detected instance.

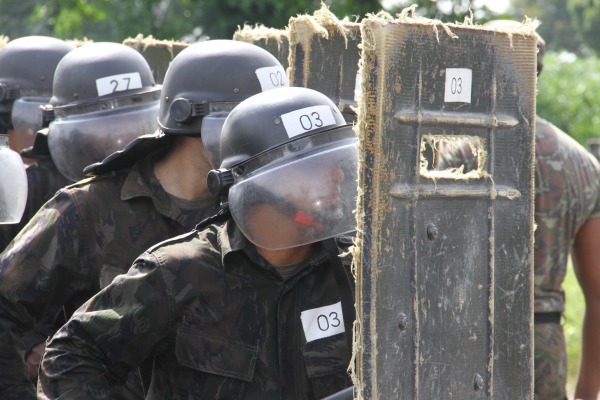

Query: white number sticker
<box><xmin>281</xmin><ymin>105</ymin><xmax>336</xmax><ymax>138</ymax></box>
<box><xmin>255</xmin><ymin>66</ymin><xmax>288</xmax><ymax>91</ymax></box>
<box><xmin>301</xmin><ymin>302</ymin><xmax>345</xmax><ymax>342</ymax></box>
<box><xmin>444</xmin><ymin>68</ymin><xmax>472</xmax><ymax>103</ymax></box>
<box><xmin>96</xmin><ymin>72</ymin><xmax>143</xmax><ymax>97</ymax></box>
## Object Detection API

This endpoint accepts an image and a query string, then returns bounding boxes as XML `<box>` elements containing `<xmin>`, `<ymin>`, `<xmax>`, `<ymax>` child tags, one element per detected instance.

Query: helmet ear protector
<box><xmin>169</xmin><ymin>99</ymin><xmax>239</xmax><ymax>125</ymax></box>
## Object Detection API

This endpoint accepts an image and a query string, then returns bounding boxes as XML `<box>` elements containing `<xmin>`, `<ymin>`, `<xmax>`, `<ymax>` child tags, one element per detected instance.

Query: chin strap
<box><xmin>323</xmin><ymin>237</ymin><xmax>355</xmax><ymax>358</ymax></box>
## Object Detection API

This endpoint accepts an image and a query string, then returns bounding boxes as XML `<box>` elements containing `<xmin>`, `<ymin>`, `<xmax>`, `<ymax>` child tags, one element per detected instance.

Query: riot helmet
<box><xmin>0</xmin><ymin>36</ymin><xmax>74</xmax><ymax>153</ymax></box>
<box><xmin>84</xmin><ymin>39</ymin><xmax>288</xmax><ymax>176</ymax></box>
<box><xmin>46</xmin><ymin>42</ymin><xmax>160</xmax><ymax>181</ymax></box>
<box><xmin>207</xmin><ymin>87</ymin><xmax>359</xmax><ymax>250</ymax></box>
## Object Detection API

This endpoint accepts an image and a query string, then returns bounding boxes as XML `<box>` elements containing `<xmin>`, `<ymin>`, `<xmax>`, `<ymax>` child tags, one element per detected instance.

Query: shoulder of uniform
<box><xmin>147</xmin><ymin>231</ymin><xmax>197</xmax><ymax>253</ymax></box>
<box><xmin>62</xmin><ymin>170</ymin><xmax>125</xmax><ymax>190</ymax></box>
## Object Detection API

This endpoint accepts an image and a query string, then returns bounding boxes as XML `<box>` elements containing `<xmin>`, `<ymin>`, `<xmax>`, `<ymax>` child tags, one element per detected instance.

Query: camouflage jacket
<box><xmin>533</xmin><ymin>117</ymin><xmax>600</xmax><ymax>312</ymax></box>
<box><xmin>39</xmin><ymin>221</ymin><xmax>355</xmax><ymax>400</ymax></box>
<box><xmin>0</xmin><ymin>156</ymin><xmax>71</xmax><ymax>252</ymax></box>
<box><xmin>0</xmin><ymin>154</ymin><xmax>220</xmax><ymax>399</ymax></box>
<box><xmin>439</xmin><ymin>117</ymin><xmax>600</xmax><ymax>313</ymax></box>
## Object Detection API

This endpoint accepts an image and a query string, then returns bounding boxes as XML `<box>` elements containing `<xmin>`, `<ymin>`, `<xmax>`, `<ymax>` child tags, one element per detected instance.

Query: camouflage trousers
<box><xmin>534</xmin><ymin>321</ymin><xmax>568</xmax><ymax>400</ymax></box>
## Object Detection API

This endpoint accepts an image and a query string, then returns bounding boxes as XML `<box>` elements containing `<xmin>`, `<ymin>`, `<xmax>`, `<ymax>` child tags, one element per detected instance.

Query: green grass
<box><xmin>564</xmin><ymin>259</ymin><xmax>585</xmax><ymax>396</ymax></box>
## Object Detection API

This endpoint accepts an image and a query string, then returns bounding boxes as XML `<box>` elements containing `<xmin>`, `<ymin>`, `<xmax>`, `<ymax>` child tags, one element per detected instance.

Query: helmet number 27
<box><xmin>96</xmin><ymin>72</ymin><xmax>143</xmax><ymax>96</ymax></box>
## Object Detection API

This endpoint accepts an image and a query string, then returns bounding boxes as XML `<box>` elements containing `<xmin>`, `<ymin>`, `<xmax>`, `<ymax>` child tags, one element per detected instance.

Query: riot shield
<box><xmin>123</xmin><ymin>34</ymin><xmax>189</xmax><ymax>84</ymax></box>
<box><xmin>354</xmin><ymin>12</ymin><xmax>536</xmax><ymax>399</ymax></box>
<box><xmin>0</xmin><ymin>134</ymin><xmax>27</xmax><ymax>223</ymax></box>
<box><xmin>233</xmin><ymin>25</ymin><xmax>290</xmax><ymax>71</ymax></box>
<box><xmin>288</xmin><ymin>5</ymin><xmax>361</xmax><ymax>122</ymax></box>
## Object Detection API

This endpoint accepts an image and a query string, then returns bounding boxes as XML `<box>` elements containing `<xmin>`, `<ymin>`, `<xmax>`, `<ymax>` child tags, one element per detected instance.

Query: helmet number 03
<box><xmin>96</xmin><ymin>72</ymin><xmax>143</xmax><ymax>97</ymax></box>
<box><xmin>281</xmin><ymin>105</ymin><xmax>337</xmax><ymax>139</ymax></box>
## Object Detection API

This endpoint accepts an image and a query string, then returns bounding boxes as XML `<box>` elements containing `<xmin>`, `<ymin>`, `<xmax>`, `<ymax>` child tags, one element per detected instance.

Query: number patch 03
<box><xmin>301</xmin><ymin>302</ymin><xmax>345</xmax><ymax>342</ymax></box>
<box><xmin>444</xmin><ymin>68</ymin><xmax>472</xmax><ymax>103</ymax></box>
<box><xmin>255</xmin><ymin>66</ymin><xmax>288</xmax><ymax>91</ymax></box>
<box><xmin>281</xmin><ymin>105</ymin><xmax>337</xmax><ymax>139</ymax></box>
<box><xmin>96</xmin><ymin>72</ymin><xmax>143</xmax><ymax>97</ymax></box>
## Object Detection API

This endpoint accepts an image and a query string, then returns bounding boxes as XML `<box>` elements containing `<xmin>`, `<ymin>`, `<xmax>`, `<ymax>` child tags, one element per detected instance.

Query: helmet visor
<box><xmin>200</xmin><ymin>102</ymin><xmax>241</xmax><ymax>168</ymax></box>
<box><xmin>11</xmin><ymin>97</ymin><xmax>48</xmax><ymax>148</ymax></box>
<box><xmin>228</xmin><ymin>128</ymin><xmax>358</xmax><ymax>250</ymax></box>
<box><xmin>48</xmin><ymin>101</ymin><xmax>159</xmax><ymax>181</ymax></box>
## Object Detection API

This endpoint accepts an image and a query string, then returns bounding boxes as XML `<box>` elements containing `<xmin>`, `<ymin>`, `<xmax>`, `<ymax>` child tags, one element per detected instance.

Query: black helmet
<box><xmin>84</xmin><ymin>39</ymin><xmax>288</xmax><ymax>176</ymax></box>
<box><xmin>0</xmin><ymin>36</ymin><xmax>73</xmax><ymax>151</ymax></box>
<box><xmin>207</xmin><ymin>87</ymin><xmax>358</xmax><ymax>250</ymax></box>
<box><xmin>158</xmin><ymin>39</ymin><xmax>288</xmax><ymax>136</ymax></box>
<box><xmin>0</xmin><ymin>36</ymin><xmax>74</xmax><ymax>113</ymax></box>
<box><xmin>50</xmin><ymin>42</ymin><xmax>157</xmax><ymax>107</ymax></box>
<box><xmin>46</xmin><ymin>42</ymin><xmax>161</xmax><ymax>181</ymax></box>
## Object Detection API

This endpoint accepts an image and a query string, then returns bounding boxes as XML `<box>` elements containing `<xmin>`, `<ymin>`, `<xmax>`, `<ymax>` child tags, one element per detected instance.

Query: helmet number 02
<box><xmin>256</xmin><ymin>66</ymin><xmax>289</xmax><ymax>91</ymax></box>
<box><xmin>96</xmin><ymin>72</ymin><xmax>143</xmax><ymax>97</ymax></box>
<box><xmin>281</xmin><ymin>105</ymin><xmax>337</xmax><ymax>139</ymax></box>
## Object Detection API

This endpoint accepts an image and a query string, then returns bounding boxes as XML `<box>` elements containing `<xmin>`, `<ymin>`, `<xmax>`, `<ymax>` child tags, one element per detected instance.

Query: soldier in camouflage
<box><xmin>441</xmin><ymin>21</ymin><xmax>600</xmax><ymax>400</ymax></box>
<box><xmin>0</xmin><ymin>40</ymin><xmax>288</xmax><ymax>399</ymax></box>
<box><xmin>39</xmin><ymin>87</ymin><xmax>358</xmax><ymax>399</ymax></box>
<box><xmin>0</xmin><ymin>130</ymin><xmax>72</xmax><ymax>251</ymax></box>
<box><xmin>0</xmin><ymin>36</ymin><xmax>74</xmax><ymax>251</ymax></box>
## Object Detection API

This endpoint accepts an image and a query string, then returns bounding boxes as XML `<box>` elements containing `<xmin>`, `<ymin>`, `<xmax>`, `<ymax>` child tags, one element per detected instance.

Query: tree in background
<box><xmin>384</xmin><ymin>0</ymin><xmax>502</xmax><ymax>22</ymax></box>
<box><xmin>511</xmin><ymin>0</ymin><xmax>600</xmax><ymax>56</ymax></box>
<box><xmin>0</xmin><ymin>0</ymin><xmax>382</xmax><ymax>42</ymax></box>
<box><xmin>0</xmin><ymin>0</ymin><xmax>508</xmax><ymax>42</ymax></box>
<box><xmin>537</xmin><ymin>52</ymin><xmax>600</xmax><ymax>146</ymax></box>
<box><xmin>567</xmin><ymin>0</ymin><xmax>600</xmax><ymax>55</ymax></box>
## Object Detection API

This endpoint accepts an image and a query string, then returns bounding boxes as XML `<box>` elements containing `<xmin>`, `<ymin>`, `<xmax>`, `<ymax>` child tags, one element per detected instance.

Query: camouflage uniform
<box><xmin>440</xmin><ymin>117</ymin><xmax>600</xmax><ymax>399</ymax></box>
<box><xmin>533</xmin><ymin>117</ymin><xmax>600</xmax><ymax>399</ymax></box>
<box><xmin>0</xmin><ymin>152</ymin><xmax>220</xmax><ymax>399</ymax></box>
<box><xmin>39</xmin><ymin>221</ymin><xmax>355</xmax><ymax>400</ymax></box>
<box><xmin>0</xmin><ymin>156</ymin><xmax>71</xmax><ymax>252</ymax></box>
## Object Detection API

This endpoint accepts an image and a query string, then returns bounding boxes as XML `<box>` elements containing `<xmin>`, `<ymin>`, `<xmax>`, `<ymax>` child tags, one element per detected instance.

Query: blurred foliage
<box><xmin>537</xmin><ymin>52</ymin><xmax>600</xmax><ymax>146</ymax></box>
<box><xmin>511</xmin><ymin>0</ymin><xmax>587</xmax><ymax>55</ymax></box>
<box><xmin>0</xmin><ymin>0</ymin><xmax>382</xmax><ymax>42</ymax></box>
<box><xmin>568</xmin><ymin>0</ymin><xmax>600</xmax><ymax>55</ymax></box>
<box><xmin>512</xmin><ymin>0</ymin><xmax>600</xmax><ymax>56</ymax></box>
<box><xmin>0</xmin><ymin>0</ymin><xmax>514</xmax><ymax>42</ymax></box>
<box><xmin>384</xmin><ymin>0</ymin><xmax>505</xmax><ymax>22</ymax></box>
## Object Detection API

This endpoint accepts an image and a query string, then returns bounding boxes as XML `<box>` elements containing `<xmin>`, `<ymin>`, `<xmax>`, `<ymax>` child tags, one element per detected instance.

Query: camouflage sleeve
<box><xmin>38</xmin><ymin>254</ymin><xmax>172</xmax><ymax>399</ymax></box>
<box><xmin>0</xmin><ymin>323</ymin><xmax>35</xmax><ymax>399</ymax></box>
<box><xmin>0</xmin><ymin>190</ymin><xmax>93</xmax><ymax>394</ymax></box>
<box><xmin>0</xmin><ymin>158</ymin><xmax>70</xmax><ymax>252</ymax></box>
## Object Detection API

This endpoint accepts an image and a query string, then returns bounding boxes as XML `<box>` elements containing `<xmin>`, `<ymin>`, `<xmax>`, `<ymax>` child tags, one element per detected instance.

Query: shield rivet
<box><xmin>397</xmin><ymin>313</ymin><xmax>408</xmax><ymax>332</ymax></box>
<box><xmin>473</xmin><ymin>373</ymin><xmax>484</xmax><ymax>391</ymax></box>
<box><xmin>426</xmin><ymin>223</ymin><xmax>439</xmax><ymax>240</ymax></box>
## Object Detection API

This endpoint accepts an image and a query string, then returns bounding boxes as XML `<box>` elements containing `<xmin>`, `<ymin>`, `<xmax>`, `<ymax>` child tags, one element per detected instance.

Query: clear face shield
<box><xmin>199</xmin><ymin>102</ymin><xmax>240</xmax><ymax>168</ymax></box>
<box><xmin>227</xmin><ymin>127</ymin><xmax>358</xmax><ymax>250</ymax></box>
<box><xmin>10</xmin><ymin>97</ymin><xmax>50</xmax><ymax>153</ymax></box>
<box><xmin>0</xmin><ymin>134</ymin><xmax>27</xmax><ymax>223</ymax></box>
<box><xmin>48</xmin><ymin>95</ymin><xmax>160</xmax><ymax>181</ymax></box>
